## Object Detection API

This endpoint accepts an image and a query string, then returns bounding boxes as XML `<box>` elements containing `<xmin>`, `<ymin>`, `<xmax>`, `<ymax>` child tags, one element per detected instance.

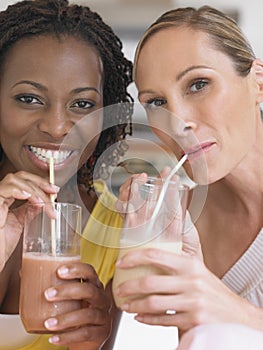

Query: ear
<box><xmin>251</xmin><ymin>59</ymin><xmax>263</xmax><ymax>102</ymax></box>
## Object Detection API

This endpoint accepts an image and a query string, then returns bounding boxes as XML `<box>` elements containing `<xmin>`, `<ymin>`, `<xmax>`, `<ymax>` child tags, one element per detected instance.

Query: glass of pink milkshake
<box><xmin>19</xmin><ymin>202</ymin><xmax>82</xmax><ymax>334</ymax></box>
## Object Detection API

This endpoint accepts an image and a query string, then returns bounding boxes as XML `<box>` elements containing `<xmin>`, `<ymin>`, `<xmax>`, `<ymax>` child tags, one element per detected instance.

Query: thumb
<box><xmin>182</xmin><ymin>211</ymin><xmax>203</xmax><ymax>260</ymax></box>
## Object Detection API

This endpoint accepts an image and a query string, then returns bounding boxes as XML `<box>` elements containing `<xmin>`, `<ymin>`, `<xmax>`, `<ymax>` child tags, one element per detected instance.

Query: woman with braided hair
<box><xmin>0</xmin><ymin>0</ymin><xmax>133</xmax><ymax>349</ymax></box>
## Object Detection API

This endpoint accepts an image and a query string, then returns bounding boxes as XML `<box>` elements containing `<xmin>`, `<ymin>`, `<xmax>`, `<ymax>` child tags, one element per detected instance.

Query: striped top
<box><xmin>222</xmin><ymin>228</ymin><xmax>263</xmax><ymax>306</ymax></box>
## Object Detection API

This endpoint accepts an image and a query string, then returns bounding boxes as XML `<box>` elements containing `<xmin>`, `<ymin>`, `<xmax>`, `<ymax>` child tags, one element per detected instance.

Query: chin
<box><xmin>183</xmin><ymin>158</ymin><xmax>210</xmax><ymax>185</ymax></box>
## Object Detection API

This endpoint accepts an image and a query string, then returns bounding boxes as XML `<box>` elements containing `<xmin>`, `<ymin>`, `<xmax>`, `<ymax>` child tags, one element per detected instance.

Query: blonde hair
<box><xmin>134</xmin><ymin>5</ymin><xmax>255</xmax><ymax>80</ymax></box>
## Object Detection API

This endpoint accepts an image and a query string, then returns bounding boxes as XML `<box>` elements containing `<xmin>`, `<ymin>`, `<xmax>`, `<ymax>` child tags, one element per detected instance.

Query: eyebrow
<box><xmin>138</xmin><ymin>65</ymin><xmax>210</xmax><ymax>98</ymax></box>
<box><xmin>12</xmin><ymin>80</ymin><xmax>101</xmax><ymax>95</ymax></box>
<box><xmin>176</xmin><ymin>65</ymin><xmax>210</xmax><ymax>81</ymax></box>
<box><xmin>12</xmin><ymin>80</ymin><xmax>48</xmax><ymax>91</ymax></box>
<box><xmin>71</xmin><ymin>87</ymin><xmax>101</xmax><ymax>95</ymax></box>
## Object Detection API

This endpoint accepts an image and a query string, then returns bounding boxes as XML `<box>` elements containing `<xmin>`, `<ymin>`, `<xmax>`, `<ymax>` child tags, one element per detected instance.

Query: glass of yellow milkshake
<box><xmin>113</xmin><ymin>176</ymin><xmax>189</xmax><ymax>307</ymax></box>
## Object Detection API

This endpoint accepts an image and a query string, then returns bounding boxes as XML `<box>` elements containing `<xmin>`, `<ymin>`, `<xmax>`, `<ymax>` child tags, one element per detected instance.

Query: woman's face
<box><xmin>0</xmin><ymin>35</ymin><xmax>104</xmax><ymax>185</ymax></box>
<box><xmin>135</xmin><ymin>27</ymin><xmax>260</xmax><ymax>184</ymax></box>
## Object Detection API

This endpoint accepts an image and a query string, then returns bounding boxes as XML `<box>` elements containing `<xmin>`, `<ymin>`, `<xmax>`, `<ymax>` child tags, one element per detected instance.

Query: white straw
<box><xmin>148</xmin><ymin>154</ymin><xmax>188</xmax><ymax>231</ymax></box>
<box><xmin>49</xmin><ymin>157</ymin><xmax>55</xmax><ymax>203</ymax></box>
<box><xmin>49</xmin><ymin>157</ymin><xmax>56</xmax><ymax>255</ymax></box>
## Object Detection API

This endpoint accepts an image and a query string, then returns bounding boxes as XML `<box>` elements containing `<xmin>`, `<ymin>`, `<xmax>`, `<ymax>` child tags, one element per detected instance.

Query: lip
<box><xmin>24</xmin><ymin>144</ymin><xmax>79</xmax><ymax>171</ymax></box>
<box><xmin>27</xmin><ymin>142</ymin><xmax>76</xmax><ymax>151</ymax></box>
<box><xmin>183</xmin><ymin>141</ymin><xmax>216</xmax><ymax>160</ymax></box>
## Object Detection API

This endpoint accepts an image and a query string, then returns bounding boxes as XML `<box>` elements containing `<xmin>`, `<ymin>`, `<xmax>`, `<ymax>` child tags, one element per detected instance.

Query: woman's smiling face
<box><xmin>0</xmin><ymin>35</ymin><xmax>104</xmax><ymax>185</ymax></box>
<box><xmin>135</xmin><ymin>27</ymin><xmax>261</xmax><ymax>184</ymax></box>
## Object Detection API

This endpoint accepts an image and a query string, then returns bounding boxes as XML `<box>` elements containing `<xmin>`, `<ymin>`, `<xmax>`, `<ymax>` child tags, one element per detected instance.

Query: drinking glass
<box><xmin>19</xmin><ymin>202</ymin><xmax>82</xmax><ymax>333</ymax></box>
<box><xmin>113</xmin><ymin>176</ymin><xmax>189</xmax><ymax>307</ymax></box>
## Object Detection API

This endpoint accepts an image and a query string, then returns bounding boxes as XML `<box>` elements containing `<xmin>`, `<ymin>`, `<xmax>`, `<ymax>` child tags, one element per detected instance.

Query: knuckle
<box><xmin>193</xmin><ymin>297</ymin><xmax>206</xmax><ymax>313</ymax></box>
<box><xmin>145</xmin><ymin>248</ymin><xmax>163</xmax><ymax>261</ymax></box>
<box><xmin>4</xmin><ymin>173</ymin><xmax>16</xmax><ymax>183</ymax></box>
<box><xmin>140</xmin><ymin>276</ymin><xmax>156</xmax><ymax>290</ymax></box>
<box><xmin>82</xmin><ymin>326</ymin><xmax>92</xmax><ymax>340</ymax></box>
<box><xmin>191</xmin><ymin>309</ymin><xmax>207</xmax><ymax>326</ymax></box>
<box><xmin>17</xmin><ymin>170</ymin><xmax>27</xmax><ymax>178</ymax></box>
<box><xmin>191</xmin><ymin>277</ymin><xmax>206</xmax><ymax>292</ymax></box>
<box><xmin>140</xmin><ymin>278</ymin><xmax>150</xmax><ymax>291</ymax></box>
<box><xmin>190</xmin><ymin>259</ymin><xmax>205</xmax><ymax>275</ymax></box>
<box><xmin>188</xmin><ymin>298</ymin><xmax>207</xmax><ymax>326</ymax></box>
<box><xmin>85</xmin><ymin>263</ymin><xmax>97</xmax><ymax>276</ymax></box>
<box><xmin>145</xmin><ymin>295</ymin><xmax>159</xmax><ymax>310</ymax></box>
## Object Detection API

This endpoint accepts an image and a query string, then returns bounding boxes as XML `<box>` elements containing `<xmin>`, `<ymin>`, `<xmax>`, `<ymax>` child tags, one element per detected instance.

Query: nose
<box><xmin>166</xmin><ymin>101</ymin><xmax>198</xmax><ymax>137</ymax></box>
<box><xmin>38</xmin><ymin>108</ymin><xmax>74</xmax><ymax>139</ymax></box>
<box><xmin>169</xmin><ymin>117</ymin><xmax>197</xmax><ymax>137</ymax></box>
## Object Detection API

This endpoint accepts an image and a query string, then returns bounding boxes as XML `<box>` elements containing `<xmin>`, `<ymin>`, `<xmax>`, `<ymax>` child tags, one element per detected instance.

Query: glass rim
<box><xmin>133</xmin><ymin>176</ymin><xmax>189</xmax><ymax>191</ymax></box>
<box><xmin>26</xmin><ymin>202</ymin><xmax>82</xmax><ymax>211</ymax></box>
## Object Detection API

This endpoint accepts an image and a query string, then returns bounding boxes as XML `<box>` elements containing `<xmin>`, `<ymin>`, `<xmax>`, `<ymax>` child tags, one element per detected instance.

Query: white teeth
<box><xmin>46</xmin><ymin>150</ymin><xmax>52</xmax><ymax>159</ymax></box>
<box><xmin>29</xmin><ymin>146</ymin><xmax>72</xmax><ymax>164</ymax></box>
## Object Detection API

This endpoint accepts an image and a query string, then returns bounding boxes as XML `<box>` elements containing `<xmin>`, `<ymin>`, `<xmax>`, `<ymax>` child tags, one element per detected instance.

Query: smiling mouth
<box><xmin>28</xmin><ymin>146</ymin><xmax>73</xmax><ymax>164</ymax></box>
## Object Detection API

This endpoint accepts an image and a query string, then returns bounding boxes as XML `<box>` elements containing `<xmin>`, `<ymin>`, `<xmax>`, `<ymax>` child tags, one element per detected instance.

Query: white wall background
<box><xmin>174</xmin><ymin>0</ymin><xmax>263</xmax><ymax>59</ymax></box>
<box><xmin>1</xmin><ymin>0</ymin><xmax>263</xmax><ymax>59</ymax></box>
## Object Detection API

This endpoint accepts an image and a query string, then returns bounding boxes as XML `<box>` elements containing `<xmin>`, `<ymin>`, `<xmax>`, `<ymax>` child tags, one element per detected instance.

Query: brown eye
<box><xmin>15</xmin><ymin>94</ymin><xmax>42</xmax><ymax>104</ymax></box>
<box><xmin>71</xmin><ymin>100</ymin><xmax>94</xmax><ymax>109</ymax></box>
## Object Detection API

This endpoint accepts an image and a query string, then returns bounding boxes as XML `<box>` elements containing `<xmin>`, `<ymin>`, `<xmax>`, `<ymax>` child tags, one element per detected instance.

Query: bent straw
<box><xmin>147</xmin><ymin>153</ymin><xmax>188</xmax><ymax>233</ymax></box>
<box><xmin>49</xmin><ymin>157</ymin><xmax>56</xmax><ymax>255</ymax></box>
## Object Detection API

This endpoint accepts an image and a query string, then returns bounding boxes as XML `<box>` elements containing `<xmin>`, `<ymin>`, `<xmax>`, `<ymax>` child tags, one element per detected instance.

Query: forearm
<box><xmin>102</xmin><ymin>281</ymin><xmax>122</xmax><ymax>350</ymax></box>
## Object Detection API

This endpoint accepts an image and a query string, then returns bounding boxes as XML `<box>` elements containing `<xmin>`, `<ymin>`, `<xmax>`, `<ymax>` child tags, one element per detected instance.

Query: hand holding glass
<box><xmin>113</xmin><ymin>176</ymin><xmax>189</xmax><ymax>307</ymax></box>
<box><xmin>19</xmin><ymin>202</ymin><xmax>82</xmax><ymax>334</ymax></box>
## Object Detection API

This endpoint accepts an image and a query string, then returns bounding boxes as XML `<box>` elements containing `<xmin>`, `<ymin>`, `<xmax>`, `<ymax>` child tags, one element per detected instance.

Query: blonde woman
<box><xmin>115</xmin><ymin>6</ymin><xmax>263</xmax><ymax>349</ymax></box>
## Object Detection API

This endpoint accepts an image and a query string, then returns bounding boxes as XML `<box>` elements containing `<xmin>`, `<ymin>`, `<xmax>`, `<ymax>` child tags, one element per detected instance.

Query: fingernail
<box><xmin>22</xmin><ymin>191</ymin><xmax>32</xmax><ymax>197</ymax></box>
<box><xmin>115</xmin><ymin>259</ymin><xmax>122</xmax><ymax>267</ymax></box>
<box><xmin>121</xmin><ymin>303</ymin><xmax>130</xmax><ymax>311</ymax></box>
<box><xmin>135</xmin><ymin>315</ymin><xmax>143</xmax><ymax>322</ymax></box>
<box><xmin>50</xmin><ymin>184</ymin><xmax>60</xmax><ymax>191</ymax></box>
<box><xmin>58</xmin><ymin>266</ymin><xmax>69</xmax><ymax>276</ymax></box>
<box><xmin>49</xmin><ymin>335</ymin><xmax>60</xmax><ymax>344</ymax></box>
<box><xmin>44</xmin><ymin>288</ymin><xmax>58</xmax><ymax>300</ymax></box>
<box><xmin>45</xmin><ymin>317</ymin><xmax>58</xmax><ymax>329</ymax></box>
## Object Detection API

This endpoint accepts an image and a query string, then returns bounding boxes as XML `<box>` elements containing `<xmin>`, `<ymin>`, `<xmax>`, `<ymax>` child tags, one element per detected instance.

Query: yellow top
<box><xmin>18</xmin><ymin>181</ymin><xmax>122</xmax><ymax>350</ymax></box>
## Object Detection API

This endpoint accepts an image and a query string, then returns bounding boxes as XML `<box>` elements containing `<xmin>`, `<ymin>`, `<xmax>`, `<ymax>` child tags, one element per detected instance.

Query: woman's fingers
<box><xmin>44</xmin><ymin>262</ymin><xmax>111</xmax><ymax>347</ymax></box>
<box><xmin>45</xmin><ymin>280</ymin><xmax>109</xmax><ymax>310</ymax></box>
<box><xmin>134</xmin><ymin>311</ymin><xmax>194</xmax><ymax>329</ymax></box>
<box><xmin>0</xmin><ymin>171</ymin><xmax>59</xmax><ymax>205</ymax></box>
<box><xmin>45</xmin><ymin>262</ymin><xmax>110</xmax><ymax>308</ymax></box>
<box><xmin>116</xmin><ymin>275</ymin><xmax>185</xmax><ymax>298</ymax></box>
<box><xmin>47</xmin><ymin>321</ymin><xmax>110</xmax><ymax>347</ymax></box>
<box><xmin>116</xmin><ymin>247</ymin><xmax>199</xmax><ymax>275</ymax></box>
<box><xmin>116</xmin><ymin>173</ymin><xmax>148</xmax><ymax>216</ymax></box>
<box><xmin>56</xmin><ymin>262</ymin><xmax>103</xmax><ymax>288</ymax></box>
<box><xmin>45</xmin><ymin>307</ymin><xmax>109</xmax><ymax>331</ymax></box>
<box><xmin>182</xmin><ymin>211</ymin><xmax>203</xmax><ymax>259</ymax></box>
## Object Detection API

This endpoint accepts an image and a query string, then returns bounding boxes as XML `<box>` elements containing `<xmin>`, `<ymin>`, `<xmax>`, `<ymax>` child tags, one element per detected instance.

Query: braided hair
<box><xmin>0</xmin><ymin>0</ymin><xmax>133</xmax><ymax>190</ymax></box>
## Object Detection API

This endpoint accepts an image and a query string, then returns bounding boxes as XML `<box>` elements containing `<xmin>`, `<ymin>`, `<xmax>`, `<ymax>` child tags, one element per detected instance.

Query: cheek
<box><xmin>152</xmin><ymin>127</ymin><xmax>181</xmax><ymax>154</ymax></box>
<box><xmin>224</xmin><ymin>92</ymin><xmax>257</xmax><ymax>149</ymax></box>
<box><xmin>78</xmin><ymin>118</ymin><xmax>103</xmax><ymax>167</ymax></box>
<box><xmin>79</xmin><ymin>135</ymin><xmax>100</xmax><ymax>166</ymax></box>
<box><xmin>0</xmin><ymin>117</ymin><xmax>27</xmax><ymax>149</ymax></box>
